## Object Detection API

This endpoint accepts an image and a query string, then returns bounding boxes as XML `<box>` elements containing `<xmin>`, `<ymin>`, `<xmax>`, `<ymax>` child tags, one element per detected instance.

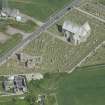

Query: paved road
<box><xmin>0</xmin><ymin>0</ymin><xmax>81</xmax><ymax>65</ymax></box>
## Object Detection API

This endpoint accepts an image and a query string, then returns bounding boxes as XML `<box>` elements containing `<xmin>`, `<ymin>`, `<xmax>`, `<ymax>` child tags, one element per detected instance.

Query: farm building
<box><xmin>0</xmin><ymin>0</ymin><xmax>22</xmax><ymax>22</ymax></box>
<box><xmin>14</xmin><ymin>76</ymin><xmax>27</xmax><ymax>93</ymax></box>
<box><xmin>3</xmin><ymin>75</ymin><xmax>27</xmax><ymax>93</ymax></box>
<box><xmin>62</xmin><ymin>21</ymin><xmax>91</xmax><ymax>45</ymax></box>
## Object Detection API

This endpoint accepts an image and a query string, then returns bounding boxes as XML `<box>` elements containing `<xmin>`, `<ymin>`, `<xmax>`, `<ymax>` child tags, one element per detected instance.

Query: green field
<box><xmin>0</xmin><ymin>96</ymin><xmax>29</xmax><ymax>105</ymax></box>
<box><xmin>9</xmin><ymin>0</ymin><xmax>73</xmax><ymax>21</ymax></box>
<box><xmin>0</xmin><ymin>34</ymin><xmax>22</xmax><ymax>56</ymax></box>
<box><xmin>8</xmin><ymin>20</ymin><xmax>37</xmax><ymax>33</ymax></box>
<box><xmin>0</xmin><ymin>20</ymin><xmax>8</xmax><ymax>32</ymax></box>
<box><xmin>0</xmin><ymin>19</ymin><xmax>37</xmax><ymax>33</ymax></box>
<box><xmin>57</xmin><ymin>67</ymin><xmax>105</xmax><ymax>105</ymax></box>
<box><xmin>23</xmin><ymin>66</ymin><xmax>105</xmax><ymax>105</ymax></box>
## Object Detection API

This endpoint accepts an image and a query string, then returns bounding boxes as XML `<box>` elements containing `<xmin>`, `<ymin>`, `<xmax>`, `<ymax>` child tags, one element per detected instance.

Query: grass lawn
<box><xmin>0</xmin><ymin>34</ymin><xmax>22</xmax><ymax>56</ymax></box>
<box><xmin>0</xmin><ymin>19</ymin><xmax>37</xmax><ymax>33</ymax></box>
<box><xmin>0</xmin><ymin>82</ymin><xmax>3</xmax><ymax>93</ymax></box>
<box><xmin>8</xmin><ymin>20</ymin><xmax>37</xmax><ymax>33</ymax></box>
<box><xmin>0</xmin><ymin>97</ymin><xmax>30</xmax><ymax>105</ymax></box>
<box><xmin>57</xmin><ymin>68</ymin><xmax>105</xmax><ymax>105</ymax></box>
<box><xmin>0</xmin><ymin>20</ymin><xmax>8</xmax><ymax>32</ymax></box>
<box><xmin>9</xmin><ymin>0</ymin><xmax>73</xmax><ymax>21</ymax></box>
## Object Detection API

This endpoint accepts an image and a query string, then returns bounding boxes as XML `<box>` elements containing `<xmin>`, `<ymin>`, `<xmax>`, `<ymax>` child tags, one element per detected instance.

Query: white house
<box><xmin>62</xmin><ymin>21</ymin><xmax>91</xmax><ymax>45</ymax></box>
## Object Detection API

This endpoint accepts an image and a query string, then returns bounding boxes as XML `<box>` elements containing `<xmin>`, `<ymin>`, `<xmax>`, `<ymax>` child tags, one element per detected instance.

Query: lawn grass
<box><xmin>9</xmin><ymin>0</ymin><xmax>73</xmax><ymax>21</ymax></box>
<box><xmin>8</xmin><ymin>20</ymin><xmax>37</xmax><ymax>33</ymax></box>
<box><xmin>57</xmin><ymin>68</ymin><xmax>105</xmax><ymax>105</ymax></box>
<box><xmin>0</xmin><ymin>34</ymin><xmax>22</xmax><ymax>56</ymax></box>
<box><xmin>0</xmin><ymin>20</ymin><xmax>8</xmax><ymax>32</ymax></box>
<box><xmin>0</xmin><ymin>82</ymin><xmax>3</xmax><ymax>93</ymax></box>
<box><xmin>0</xmin><ymin>19</ymin><xmax>37</xmax><ymax>33</ymax></box>
<box><xmin>0</xmin><ymin>97</ymin><xmax>29</xmax><ymax>105</ymax></box>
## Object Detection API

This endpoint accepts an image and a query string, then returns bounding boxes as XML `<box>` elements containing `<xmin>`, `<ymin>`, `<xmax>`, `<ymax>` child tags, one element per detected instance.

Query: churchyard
<box><xmin>1</xmin><ymin>0</ymin><xmax>105</xmax><ymax>74</ymax></box>
<box><xmin>23</xmin><ymin>2</ymin><xmax>105</xmax><ymax>73</ymax></box>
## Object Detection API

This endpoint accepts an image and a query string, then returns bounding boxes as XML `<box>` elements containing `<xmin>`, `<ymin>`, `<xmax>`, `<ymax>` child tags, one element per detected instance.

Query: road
<box><xmin>0</xmin><ymin>0</ymin><xmax>81</xmax><ymax>65</ymax></box>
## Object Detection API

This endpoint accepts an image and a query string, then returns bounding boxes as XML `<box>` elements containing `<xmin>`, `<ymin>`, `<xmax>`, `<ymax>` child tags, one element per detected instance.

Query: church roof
<box><xmin>63</xmin><ymin>21</ymin><xmax>91</xmax><ymax>37</ymax></box>
<box><xmin>63</xmin><ymin>21</ymin><xmax>80</xmax><ymax>33</ymax></box>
